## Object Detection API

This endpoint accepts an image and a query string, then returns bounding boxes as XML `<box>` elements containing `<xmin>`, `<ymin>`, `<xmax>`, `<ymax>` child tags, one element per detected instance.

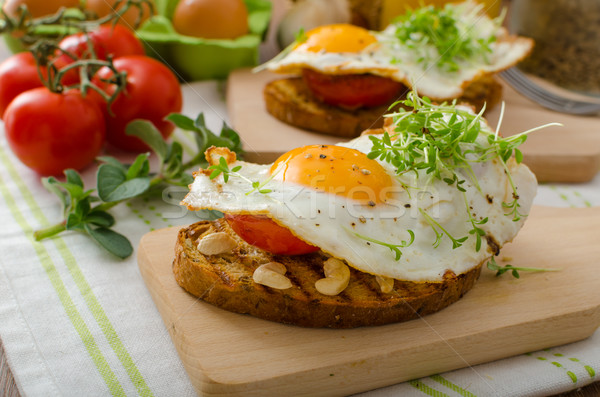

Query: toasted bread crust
<box><xmin>263</xmin><ymin>76</ymin><xmax>502</xmax><ymax>138</ymax></box>
<box><xmin>173</xmin><ymin>219</ymin><xmax>483</xmax><ymax>328</ymax></box>
<box><xmin>263</xmin><ymin>77</ymin><xmax>392</xmax><ymax>138</ymax></box>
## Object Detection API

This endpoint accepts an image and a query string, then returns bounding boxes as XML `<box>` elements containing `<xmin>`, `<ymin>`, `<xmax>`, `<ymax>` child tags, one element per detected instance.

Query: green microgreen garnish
<box><xmin>34</xmin><ymin>113</ymin><xmax>242</xmax><ymax>259</ymax></box>
<box><xmin>487</xmin><ymin>257</ymin><xmax>558</xmax><ymax>278</ymax></box>
<box><xmin>464</xmin><ymin>192</ymin><xmax>489</xmax><ymax>252</ymax></box>
<box><xmin>370</xmin><ymin>90</ymin><xmax>559</xmax><ymax>259</ymax></box>
<box><xmin>346</xmin><ymin>228</ymin><xmax>415</xmax><ymax>260</ymax></box>
<box><xmin>207</xmin><ymin>156</ymin><xmax>276</xmax><ymax>196</ymax></box>
<box><xmin>419</xmin><ymin>208</ymin><xmax>468</xmax><ymax>249</ymax></box>
<box><xmin>207</xmin><ymin>156</ymin><xmax>242</xmax><ymax>183</ymax></box>
<box><xmin>385</xmin><ymin>1</ymin><xmax>500</xmax><ymax>72</ymax></box>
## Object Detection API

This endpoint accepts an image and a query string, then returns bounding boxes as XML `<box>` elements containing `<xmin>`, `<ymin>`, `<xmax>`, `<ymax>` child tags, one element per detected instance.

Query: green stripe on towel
<box><xmin>0</xmin><ymin>172</ymin><xmax>125</xmax><ymax>396</ymax></box>
<box><xmin>0</xmin><ymin>146</ymin><xmax>153</xmax><ymax>396</ymax></box>
<box><xmin>409</xmin><ymin>379</ymin><xmax>451</xmax><ymax>396</ymax></box>
<box><xmin>430</xmin><ymin>374</ymin><xmax>478</xmax><ymax>396</ymax></box>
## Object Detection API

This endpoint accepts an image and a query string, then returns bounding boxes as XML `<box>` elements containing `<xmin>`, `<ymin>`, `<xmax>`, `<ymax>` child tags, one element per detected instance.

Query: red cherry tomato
<box><xmin>4</xmin><ymin>87</ymin><xmax>105</xmax><ymax>176</ymax></box>
<box><xmin>93</xmin><ymin>55</ymin><xmax>182</xmax><ymax>152</ymax></box>
<box><xmin>224</xmin><ymin>214</ymin><xmax>319</xmax><ymax>255</ymax></box>
<box><xmin>0</xmin><ymin>52</ymin><xmax>47</xmax><ymax>119</ymax></box>
<box><xmin>302</xmin><ymin>68</ymin><xmax>404</xmax><ymax>109</ymax></box>
<box><xmin>56</xmin><ymin>25</ymin><xmax>145</xmax><ymax>84</ymax></box>
<box><xmin>89</xmin><ymin>25</ymin><xmax>145</xmax><ymax>59</ymax></box>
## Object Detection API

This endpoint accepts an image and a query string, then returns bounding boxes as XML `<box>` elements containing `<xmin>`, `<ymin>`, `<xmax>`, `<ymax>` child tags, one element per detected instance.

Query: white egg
<box><xmin>182</xmin><ymin>105</ymin><xmax>537</xmax><ymax>282</ymax></box>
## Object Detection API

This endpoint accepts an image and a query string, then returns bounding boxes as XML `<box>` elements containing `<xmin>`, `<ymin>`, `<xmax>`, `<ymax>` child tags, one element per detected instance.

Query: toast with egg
<box><xmin>263</xmin><ymin>74</ymin><xmax>503</xmax><ymax>137</ymax></box>
<box><xmin>262</xmin><ymin>1</ymin><xmax>533</xmax><ymax>138</ymax></box>
<box><xmin>173</xmin><ymin>218</ymin><xmax>483</xmax><ymax>328</ymax></box>
<box><xmin>176</xmin><ymin>90</ymin><xmax>538</xmax><ymax>329</ymax></box>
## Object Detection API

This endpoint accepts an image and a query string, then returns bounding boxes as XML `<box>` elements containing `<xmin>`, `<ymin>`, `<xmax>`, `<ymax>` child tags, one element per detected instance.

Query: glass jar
<box><xmin>508</xmin><ymin>0</ymin><xmax>600</xmax><ymax>96</ymax></box>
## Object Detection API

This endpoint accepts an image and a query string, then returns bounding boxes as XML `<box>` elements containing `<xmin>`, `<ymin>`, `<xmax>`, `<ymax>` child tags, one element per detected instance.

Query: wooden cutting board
<box><xmin>227</xmin><ymin>68</ymin><xmax>600</xmax><ymax>183</ymax></box>
<box><xmin>138</xmin><ymin>206</ymin><xmax>600</xmax><ymax>396</ymax></box>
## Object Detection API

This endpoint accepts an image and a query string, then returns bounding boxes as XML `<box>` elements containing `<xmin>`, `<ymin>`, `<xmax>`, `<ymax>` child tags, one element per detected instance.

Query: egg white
<box><xmin>265</xmin><ymin>1</ymin><xmax>533</xmax><ymax>101</ymax></box>
<box><xmin>182</xmin><ymin>127</ymin><xmax>537</xmax><ymax>282</ymax></box>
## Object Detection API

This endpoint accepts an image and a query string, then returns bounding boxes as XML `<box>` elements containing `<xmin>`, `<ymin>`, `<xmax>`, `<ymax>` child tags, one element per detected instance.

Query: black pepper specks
<box><xmin>319</xmin><ymin>154</ymin><xmax>327</xmax><ymax>159</ymax></box>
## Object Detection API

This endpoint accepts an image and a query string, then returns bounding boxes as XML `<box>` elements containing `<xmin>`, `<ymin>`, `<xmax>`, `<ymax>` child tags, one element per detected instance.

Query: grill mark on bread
<box><xmin>173</xmin><ymin>219</ymin><xmax>484</xmax><ymax>328</ymax></box>
<box><xmin>263</xmin><ymin>75</ymin><xmax>502</xmax><ymax>138</ymax></box>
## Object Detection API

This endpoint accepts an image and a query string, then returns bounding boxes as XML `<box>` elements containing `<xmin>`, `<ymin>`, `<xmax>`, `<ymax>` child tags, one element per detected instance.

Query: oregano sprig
<box><xmin>34</xmin><ymin>112</ymin><xmax>243</xmax><ymax>259</ymax></box>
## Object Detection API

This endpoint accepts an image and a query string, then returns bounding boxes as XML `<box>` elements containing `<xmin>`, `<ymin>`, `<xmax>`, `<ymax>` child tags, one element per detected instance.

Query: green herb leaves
<box><xmin>369</xmin><ymin>90</ymin><xmax>558</xmax><ymax>276</ymax></box>
<box><xmin>487</xmin><ymin>257</ymin><xmax>557</xmax><ymax>278</ymax></box>
<box><xmin>208</xmin><ymin>156</ymin><xmax>242</xmax><ymax>183</ymax></box>
<box><xmin>97</xmin><ymin>155</ymin><xmax>151</xmax><ymax>202</ymax></box>
<box><xmin>347</xmin><ymin>228</ymin><xmax>415</xmax><ymax>261</ymax></box>
<box><xmin>367</xmin><ymin>94</ymin><xmax>487</xmax><ymax>184</ymax></box>
<box><xmin>388</xmin><ymin>1</ymin><xmax>498</xmax><ymax>72</ymax></box>
<box><xmin>35</xmin><ymin>169</ymin><xmax>133</xmax><ymax>259</ymax></box>
<box><xmin>207</xmin><ymin>156</ymin><xmax>274</xmax><ymax>195</ymax></box>
<box><xmin>34</xmin><ymin>113</ymin><xmax>243</xmax><ymax>259</ymax></box>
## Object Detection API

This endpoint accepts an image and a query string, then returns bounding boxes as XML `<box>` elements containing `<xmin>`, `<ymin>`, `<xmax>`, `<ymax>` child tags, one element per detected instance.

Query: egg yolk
<box><xmin>295</xmin><ymin>24</ymin><xmax>378</xmax><ymax>53</ymax></box>
<box><xmin>270</xmin><ymin>145</ymin><xmax>393</xmax><ymax>205</ymax></box>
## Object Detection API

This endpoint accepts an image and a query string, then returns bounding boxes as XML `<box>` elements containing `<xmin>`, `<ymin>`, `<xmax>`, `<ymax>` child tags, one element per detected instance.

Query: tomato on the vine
<box><xmin>86</xmin><ymin>25</ymin><xmax>146</xmax><ymax>59</ymax></box>
<box><xmin>93</xmin><ymin>55</ymin><xmax>182</xmax><ymax>152</ymax></box>
<box><xmin>3</xmin><ymin>87</ymin><xmax>105</xmax><ymax>176</ymax></box>
<box><xmin>224</xmin><ymin>213</ymin><xmax>319</xmax><ymax>255</ymax></box>
<box><xmin>2</xmin><ymin>0</ymin><xmax>79</xmax><ymax>19</ymax></box>
<box><xmin>56</xmin><ymin>25</ymin><xmax>145</xmax><ymax>84</ymax></box>
<box><xmin>302</xmin><ymin>68</ymin><xmax>404</xmax><ymax>109</ymax></box>
<box><xmin>0</xmin><ymin>52</ymin><xmax>47</xmax><ymax>119</ymax></box>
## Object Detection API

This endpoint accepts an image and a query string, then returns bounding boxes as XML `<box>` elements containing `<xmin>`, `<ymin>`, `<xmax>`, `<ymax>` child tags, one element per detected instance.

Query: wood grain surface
<box><xmin>227</xmin><ymin>69</ymin><xmax>600</xmax><ymax>182</ymax></box>
<box><xmin>0</xmin><ymin>339</ymin><xmax>19</xmax><ymax>397</ymax></box>
<box><xmin>138</xmin><ymin>206</ymin><xmax>600</xmax><ymax>396</ymax></box>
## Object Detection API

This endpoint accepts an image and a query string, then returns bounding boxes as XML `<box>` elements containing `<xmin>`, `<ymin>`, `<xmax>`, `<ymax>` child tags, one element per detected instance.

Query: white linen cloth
<box><xmin>1</xmin><ymin>78</ymin><xmax>599</xmax><ymax>397</ymax></box>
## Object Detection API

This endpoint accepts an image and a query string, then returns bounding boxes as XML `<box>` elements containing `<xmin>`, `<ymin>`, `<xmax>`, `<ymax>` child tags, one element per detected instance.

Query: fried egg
<box><xmin>182</xmin><ymin>106</ymin><xmax>537</xmax><ymax>282</ymax></box>
<box><xmin>264</xmin><ymin>1</ymin><xmax>533</xmax><ymax>100</ymax></box>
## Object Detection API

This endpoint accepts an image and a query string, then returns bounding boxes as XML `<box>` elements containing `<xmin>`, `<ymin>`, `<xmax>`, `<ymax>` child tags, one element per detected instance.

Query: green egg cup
<box><xmin>136</xmin><ymin>0</ymin><xmax>272</xmax><ymax>81</ymax></box>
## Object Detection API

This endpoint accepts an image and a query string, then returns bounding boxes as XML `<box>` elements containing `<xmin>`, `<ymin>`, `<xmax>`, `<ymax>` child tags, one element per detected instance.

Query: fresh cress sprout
<box><xmin>34</xmin><ymin>113</ymin><xmax>243</xmax><ymax>259</ymax></box>
<box><xmin>346</xmin><ymin>228</ymin><xmax>415</xmax><ymax>261</ymax></box>
<box><xmin>487</xmin><ymin>257</ymin><xmax>558</xmax><ymax>278</ymax></box>
<box><xmin>207</xmin><ymin>156</ymin><xmax>283</xmax><ymax>196</ymax></box>
<box><xmin>368</xmin><ymin>89</ymin><xmax>560</xmax><ymax>276</ymax></box>
<box><xmin>385</xmin><ymin>1</ymin><xmax>502</xmax><ymax>72</ymax></box>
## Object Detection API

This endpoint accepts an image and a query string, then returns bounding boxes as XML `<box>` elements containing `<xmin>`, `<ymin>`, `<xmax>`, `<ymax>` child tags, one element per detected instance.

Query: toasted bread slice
<box><xmin>263</xmin><ymin>75</ymin><xmax>502</xmax><ymax>138</ymax></box>
<box><xmin>263</xmin><ymin>77</ymin><xmax>392</xmax><ymax>138</ymax></box>
<box><xmin>173</xmin><ymin>219</ymin><xmax>483</xmax><ymax>328</ymax></box>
